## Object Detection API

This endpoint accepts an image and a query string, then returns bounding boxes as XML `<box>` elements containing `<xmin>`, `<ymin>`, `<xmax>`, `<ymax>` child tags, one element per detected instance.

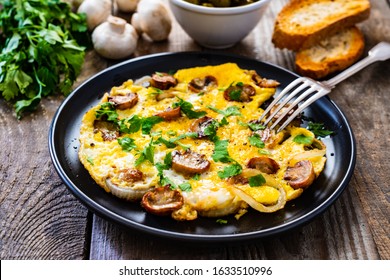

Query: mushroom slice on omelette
<box><xmin>78</xmin><ymin>63</ymin><xmax>328</xmax><ymax>221</ymax></box>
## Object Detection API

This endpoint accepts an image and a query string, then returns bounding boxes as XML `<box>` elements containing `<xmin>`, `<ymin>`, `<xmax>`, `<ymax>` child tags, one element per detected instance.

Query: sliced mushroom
<box><xmin>188</xmin><ymin>75</ymin><xmax>218</xmax><ymax>93</ymax></box>
<box><xmin>93</xmin><ymin>120</ymin><xmax>119</xmax><ymax>141</ymax></box>
<box><xmin>254</xmin><ymin>128</ymin><xmax>290</xmax><ymax>149</ymax></box>
<box><xmin>189</xmin><ymin>116</ymin><xmax>214</xmax><ymax>138</ymax></box>
<box><xmin>116</xmin><ymin>168</ymin><xmax>144</xmax><ymax>183</ymax></box>
<box><xmin>108</xmin><ymin>92</ymin><xmax>138</xmax><ymax>110</ymax></box>
<box><xmin>248</xmin><ymin>70</ymin><xmax>280</xmax><ymax>88</ymax></box>
<box><xmin>141</xmin><ymin>186</ymin><xmax>184</xmax><ymax>216</ymax></box>
<box><xmin>247</xmin><ymin>156</ymin><xmax>280</xmax><ymax>174</ymax></box>
<box><xmin>154</xmin><ymin>107</ymin><xmax>181</xmax><ymax>121</ymax></box>
<box><xmin>171</xmin><ymin>149</ymin><xmax>210</xmax><ymax>175</ymax></box>
<box><xmin>224</xmin><ymin>83</ymin><xmax>256</xmax><ymax>102</ymax></box>
<box><xmin>284</xmin><ymin>160</ymin><xmax>316</xmax><ymax>189</ymax></box>
<box><xmin>227</xmin><ymin>174</ymin><xmax>249</xmax><ymax>185</ymax></box>
<box><xmin>150</xmin><ymin>72</ymin><xmax>177</xmax><ymax>90</ymax></box>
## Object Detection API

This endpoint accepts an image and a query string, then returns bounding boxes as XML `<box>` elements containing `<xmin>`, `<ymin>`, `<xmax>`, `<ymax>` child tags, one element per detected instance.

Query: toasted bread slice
<box><xmin>295</xmin><ymin>26</ymin><xmax>365</xmax><ymax>79</ymax></box>
<box><xmin>272</xmin><ymin>0</ymin><xmax>370</xmax><ymax>51</ymax></box>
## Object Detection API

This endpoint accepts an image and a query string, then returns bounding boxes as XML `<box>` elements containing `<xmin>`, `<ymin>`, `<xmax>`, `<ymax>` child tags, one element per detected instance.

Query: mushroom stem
<box><xmin>107</xmin><ymin>15</ymin><xmax>126</xmax><ymax>34</ymax></box>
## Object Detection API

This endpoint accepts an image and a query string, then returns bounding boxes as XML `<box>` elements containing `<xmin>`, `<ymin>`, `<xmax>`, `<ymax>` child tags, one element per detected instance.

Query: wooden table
<box><xmin>1</xmin><ymin>0</ymin><xmax>389</xmax><ymax>260</ymax></box>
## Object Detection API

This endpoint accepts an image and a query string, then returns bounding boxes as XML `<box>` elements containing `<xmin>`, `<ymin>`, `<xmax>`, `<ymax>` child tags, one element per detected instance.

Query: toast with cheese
<box><xmin>295</xmin><ymin>26</ymin><xmax>365</xmax><ymax>79</ymax></box>
<box><xmin>272</xmin><ymin>0</ymin><xmax>370</xmax><ymax>51</ymax></box>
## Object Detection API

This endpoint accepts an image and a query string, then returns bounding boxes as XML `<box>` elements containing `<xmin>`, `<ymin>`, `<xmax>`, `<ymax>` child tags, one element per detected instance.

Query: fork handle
<box><xmin>323</xmin><ymin>42</ymin><xmax>390</xmax><ymax>88</ymax></box>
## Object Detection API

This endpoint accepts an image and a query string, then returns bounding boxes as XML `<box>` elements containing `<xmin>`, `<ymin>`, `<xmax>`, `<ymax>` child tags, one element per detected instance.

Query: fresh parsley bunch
<box><xmin>0</xmin><ymin>0</ymin><xmax>89</xmax><ymax>118</ymax></box>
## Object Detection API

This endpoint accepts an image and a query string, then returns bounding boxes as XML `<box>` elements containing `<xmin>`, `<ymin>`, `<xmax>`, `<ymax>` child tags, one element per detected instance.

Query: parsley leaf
<box><xmin>217</xmin><ymin>163</ymin><xmax>243</xmax><ymax>179</ymax></box>
<box><xmin>307</xmin><ymin>122</ymin><xmax>333</xmax><ymax>138</ymax></box>
<box><xmin>293</xmin><ymin>134</ymin><xmax>314</xmax><ymax>144</ymax></box>
<box><xmin>117</xmin><ymin>115</ymin><xmax>142</xmax><ymax>134</ymax></box>
<box><xmin>95</xmin><ymin>102</ymin><xmax>118</xmax><ymax>122</ymax></box>
<box><xmin>178</xmin><ymin>182</ymin><xmax>192</xmax><ymax>192</ymax></box>
<box><xmin>117</xmin><ymin>137</ymin><xmax>137</xmax><ymax>152</ymax></box>
<box><xmin>212</xmin><ymin>140</ymin><xmax>233</xmax><ymax>163</ymax></box>
<box><xmin>239</xmin><ymin>121</ymin><xmax>265</xmax><ymax>131</ymax></box>
<box><xmin>172</xmin><ymin>98</ymin><xmax>206</xmax><ymax>119</ymax></box>
<box><xmin>141</xmin><ymin>116</ymin><xmax>163</xmax><ymax>134</ymax></box>
<box><xmin>248</xmin><ymin>134</ymin><xmax>265</xmax><ymax>148</ymax></box>
<box><xmin>248</xmin><ymin>174</ymin><xmax>266</xmax><ymax>187</ymax></box>
<box><xmin>135</xmin><ymin>139</ymin><xmax>155</xmax><ymax>166</ymax></box>
<box><xmin>216</xmin><ymin>219</ymin><xmax>228</xmax><ymax>224</ymax></box>
<box><xmin>207</xmin><ymin>105</ymin><xmax>242</xmax><ymax>117</ymax></box>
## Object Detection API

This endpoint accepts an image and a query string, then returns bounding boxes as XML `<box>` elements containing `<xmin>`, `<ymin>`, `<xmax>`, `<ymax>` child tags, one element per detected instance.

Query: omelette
<box><xmin>78</xmin><ymin>63</ymin><xmax>327</xmax><ymax>221</ymax></box>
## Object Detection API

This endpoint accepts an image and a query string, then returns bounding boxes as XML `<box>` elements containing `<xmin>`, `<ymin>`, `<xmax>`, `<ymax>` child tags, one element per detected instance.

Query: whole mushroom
<box><xmin>77</xmin><ymin>0</ymin><xmax>112</xmax><ymax>31</ymax></box>
<box><xmin>131</xmin><ymin>0</ymin><xmax>172</xmax><ymax>41</ymax></box>
<box><xmin>116</xmin><ymin>0</ymin><xmax>139</xmax><ymax>12</ymax></box>
<box><xmin>92</xmin><ymin>15</ymin><xmax>138</xmax><ymax>59</ymax></box>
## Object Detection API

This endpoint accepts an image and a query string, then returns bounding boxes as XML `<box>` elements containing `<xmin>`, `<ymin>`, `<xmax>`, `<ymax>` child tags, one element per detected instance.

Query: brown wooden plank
<box><xmin>0</xmin><ymin>51</ymin><xmax>107</xmax><ymax>259</ymax></box>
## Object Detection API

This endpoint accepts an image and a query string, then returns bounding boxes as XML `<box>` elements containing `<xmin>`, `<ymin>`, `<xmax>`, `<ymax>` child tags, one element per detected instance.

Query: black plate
<box><xmin>49</xmin><ymin>52</ymin><xmax>356</xmax><ymax>242</ymax></box>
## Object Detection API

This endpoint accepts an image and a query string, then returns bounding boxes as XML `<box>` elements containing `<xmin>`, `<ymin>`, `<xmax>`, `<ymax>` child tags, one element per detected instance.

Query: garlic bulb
<box><xmin>78</xmin><ymin>0</ymin><xmax>112</xmax><ymax>31</ymax></box>
<box><xmin>92</xmin><ymin>15</ymin><xmax>138</xmax><ymax>59</ymax></box>
<box><xmin>116</xmin><ymin>0</ymin><xmax>139</xmax><ymax>12</ymax></box>
<box><xmin>131</xmin><ymin>0</ymin><xmax>172</xmax><ymax>41</ymax></box>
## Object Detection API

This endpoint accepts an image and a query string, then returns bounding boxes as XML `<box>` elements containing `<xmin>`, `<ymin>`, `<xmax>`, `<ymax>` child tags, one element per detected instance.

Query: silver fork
<box><xmin>258</xmin><ymin>42</ymin><xmax>390</xmax><ymax>132</ymax></box>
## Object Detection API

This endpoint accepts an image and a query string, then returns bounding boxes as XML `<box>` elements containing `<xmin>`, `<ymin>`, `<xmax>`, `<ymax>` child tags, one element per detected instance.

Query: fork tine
<box><xmin>276</xmin><ymin>88</ymin><xmax>330</xmax><ymax>132</ymax></box>
<box><xmin>258</xmin><ymin>77</ymin><xmax>306</xmax><ymax>124</ymax></box>
<box><xmin>269</xmin><ymin>85</ymin><xmax>320</xmax><ymax>130</ymax></box>
<box><xmin>262</xmin><ymin>80</ymin><xmax>311</xmax><ymax>125</ymax></box>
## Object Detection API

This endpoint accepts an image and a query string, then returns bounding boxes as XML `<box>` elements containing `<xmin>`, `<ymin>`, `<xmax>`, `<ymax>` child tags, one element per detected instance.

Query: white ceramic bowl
<box><xmin>169</xmin><ymin>0</ymin><xmax>272</xmax><ymax>49</ymax></box>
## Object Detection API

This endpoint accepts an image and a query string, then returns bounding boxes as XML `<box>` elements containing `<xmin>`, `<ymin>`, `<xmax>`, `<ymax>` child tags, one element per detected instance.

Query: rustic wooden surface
<box><xmin>0</xmin><ymin>0</ymin><xmax>389</xmax><ymax>260</ymax></box>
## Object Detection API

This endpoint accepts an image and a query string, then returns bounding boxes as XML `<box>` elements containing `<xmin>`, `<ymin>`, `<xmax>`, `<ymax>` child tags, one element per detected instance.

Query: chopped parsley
<box><xmin>239</xmin><ymin>121</ymin><xmax>265</xmax><ymax>131</ymax></box>
<box><xmin>117</xmin><ymin>137</ymin><xmax>137</xmax><ymax>152</ymax></box>
<box><xmin>178</xmin><ymin>182</ymin><xmax>192</xmax><ymax>192</ymax></box>
<box><xmin>307</xmin><ymin>122</ymin><xmax>333</xmax><ymax>138</ymax></box>
<box><xmin>293</xmin><ymin>134</ymin><xmax>314</xmax><ymax>144</ymax></box>
<box><xmin>172</xmin><ymin>98</ymin><xmax>206</xmax><ymax>119</ymax></box>
<box><xmin>216</xmin><ymin>219</ymin><xmax>228</xmax><ymax>225</ymax></box>
<box><xmin>117</xmin><ymin>115</ymin><xmax>142</xmax><ymax>134</ymax></box>
<box><xmin>207</xmin><ymin>105</ymin><xmax>242</xmax><ymax>117</ymax></box>
<box><xmin>141</xmin><ymin>116</ymin><xmax>163</xmax><ymax>134</ymax></box>
<box><xmin>135</xmin><ymin>139</ymin><xmax>155</xmax><ymax>166</ymax></box>
<box><xmin>212</xmin><ymin>140</ymin><xmax>233</xmax><ymax>163</ymax></box>
<box><xmin>217</xmin><ymin>162</ymin><xmax>243</xmax><ymax>179</ymax></box>
<box><xmin>248</xmin><ymin>174</ymin><xmax>266</xmax><ymax>187</ymax></box>
<box><xmin>95</xmin><ymin>102</ymin><xmax>118</xmax><ymax>122</ymax></box>
<box><xmin>248</xmin><ymin>134</ymin><xmax>265</xmax><ymax>148</ymax></box>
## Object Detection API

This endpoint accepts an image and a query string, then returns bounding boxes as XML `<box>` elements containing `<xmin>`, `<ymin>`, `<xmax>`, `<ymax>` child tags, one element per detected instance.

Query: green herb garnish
<box><xmin>207</xmin><ymin>105</ymin><xmax>242</xmax><ymax>117</ymax></box>
<box><xmin>293</xmin><ymin>134</ymin><xmax>314</xmax><ymax>144</ymax></box>
<box><xmin>217</xmin><ymin>162</ymin><xmax>243</xmax><ymax>179</ymax></box>
<box><xmin>135</xmin><ymin>139</ymin><xmax>155</xmax><ymax>166</ymax></box>
<box><xmin>307</xmin><ymin>122</ymin><xmax>333</xmax><ymax>138</ymax></box>
<box><xmin>172</xmin><ymin>98</ymin><xmax>206</xmax><ymax>119</ymax></box>
<box><xmin>117</xmin><ymin>137</ymin><xmax>137</xmax><ymax>152</ymax></box>
<box><xmin>0</xmin><ymin>0</ymin><xmax>89</xmax><ymax>118</ymax></box>
<box><xmin>248</xmin><ymin>174</ymin><xmax>266</xmax><ymax>187</ymax></box>
<box><xmin>248</xmin><ymin>134</ymin><xmax>265</xmax><ymax>148</ymax></box>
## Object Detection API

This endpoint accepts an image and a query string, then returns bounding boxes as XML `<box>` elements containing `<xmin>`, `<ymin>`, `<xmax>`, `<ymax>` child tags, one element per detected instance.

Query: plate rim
<box><xmin>48</xmin><ymin>51</ymin><xmax>357</xmax><ymax>242</ymax></box>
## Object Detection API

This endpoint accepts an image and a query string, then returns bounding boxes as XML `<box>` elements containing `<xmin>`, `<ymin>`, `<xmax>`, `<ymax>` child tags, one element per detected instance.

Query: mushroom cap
<box><xmin>92</xmin><ymin>16</ymin><xmax>139</xmax><ymax>60</ymax></box>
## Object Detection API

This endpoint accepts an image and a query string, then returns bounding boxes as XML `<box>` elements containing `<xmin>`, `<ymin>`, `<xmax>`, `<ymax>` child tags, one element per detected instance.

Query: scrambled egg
<box><xmin>78</xmin><ymin>63</ymin><xmax>327</xmax><ymax>221</ymax></box>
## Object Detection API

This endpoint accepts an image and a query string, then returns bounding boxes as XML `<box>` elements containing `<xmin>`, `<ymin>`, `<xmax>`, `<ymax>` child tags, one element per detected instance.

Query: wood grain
<box><xmin>1</xmin><ymin>0</ymin><xmax>389</xmax><ymax>260</ymax></box>
<box><xmin>0</xmin><ymin>51</ymin><xmax>107</xmax><ymax>260</ymax></box>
